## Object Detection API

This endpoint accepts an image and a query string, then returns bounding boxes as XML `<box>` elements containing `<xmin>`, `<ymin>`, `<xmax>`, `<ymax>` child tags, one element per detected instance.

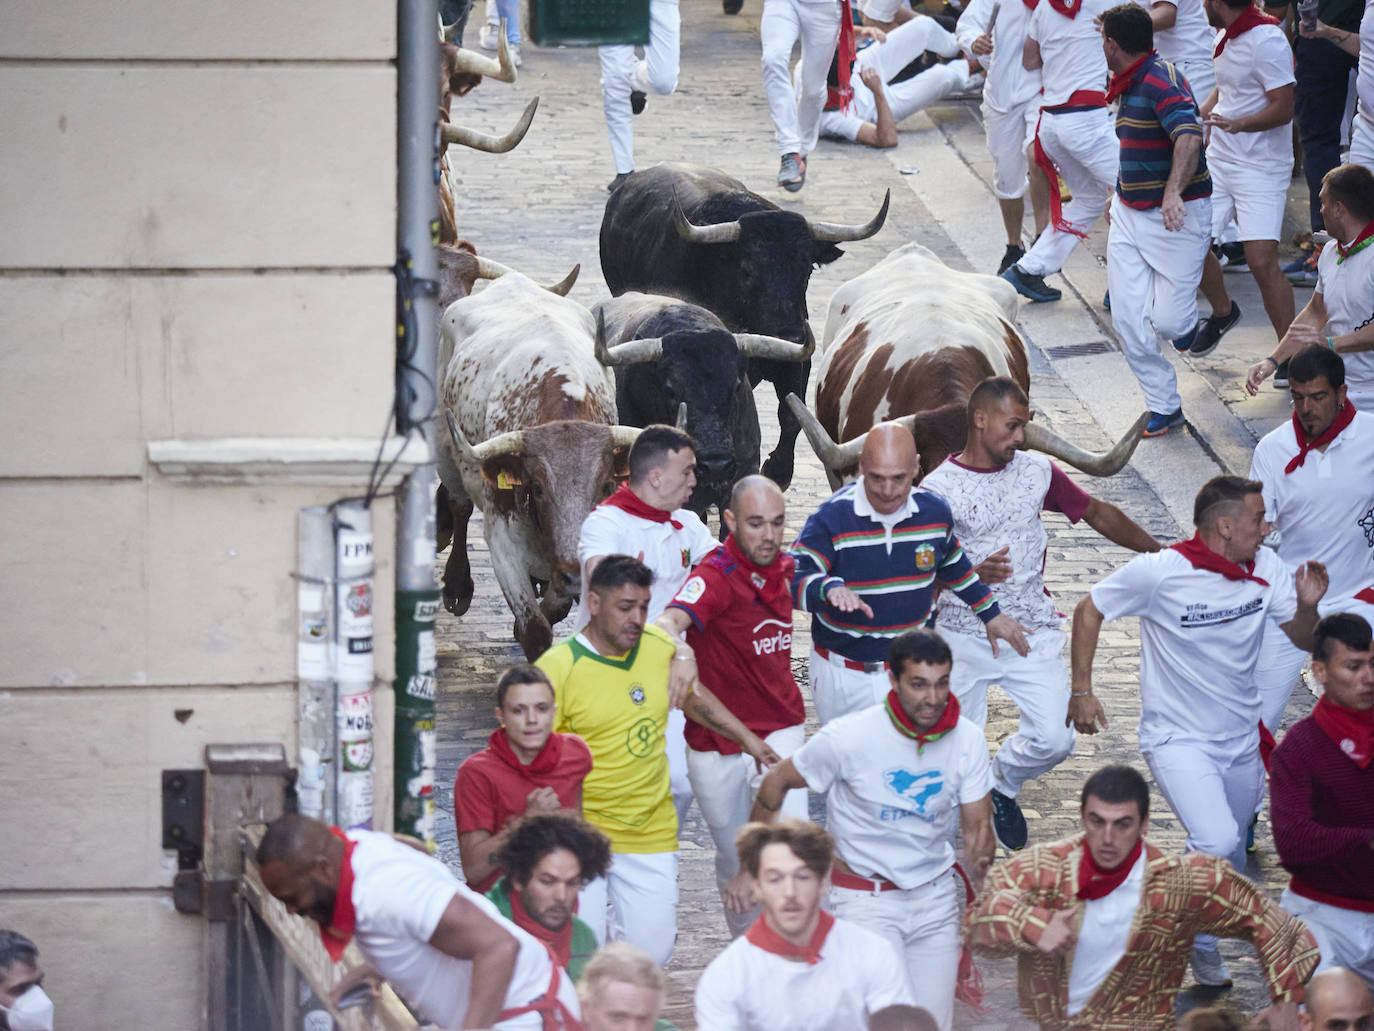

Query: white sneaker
<box><xmin>509</xmin><ymin>44</ymin><xmax>522</xmax><ymax>66</ymax></box>
<box><xmin>478</xmin><ymin>22</ymin><xmax>498</xmax><ymax>50</ymax></box>
<box><xmin>1189</xmin><ymin>946</ymin><xmax>1233</xmax><ymax>987</ymax></box>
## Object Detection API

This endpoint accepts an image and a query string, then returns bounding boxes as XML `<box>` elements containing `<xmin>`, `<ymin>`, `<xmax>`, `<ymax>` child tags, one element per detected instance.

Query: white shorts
<box><xmin>983</xmin><ymin>101</ymin><xmax>1039</xmax><ymax>199</ymax></box>
<box><xmin>809</xmin><ymin>645</ymin><xmax>890</xmax><ymax>724</ymax></box>
<box><xmin>1280</xmin><ymin>889</ymin><xmax>1374</xmax><ymax>990</ymax></box>
<box><xmin>578</xmin><ymin>850</ymin><xmax>679</xmax><ymax>965</ymax></box>
<box><xmin>1208</xmin><ymin>159</ymin><xmax>1289</xmax><ymax>243</ymax></box>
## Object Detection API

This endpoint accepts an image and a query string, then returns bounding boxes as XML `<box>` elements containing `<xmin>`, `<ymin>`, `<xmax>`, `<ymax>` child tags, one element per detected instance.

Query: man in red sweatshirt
<box><xmin>1271</xmin><ymin>612</ymin><xmax>1374</xmax><ymax>990</ymax></box>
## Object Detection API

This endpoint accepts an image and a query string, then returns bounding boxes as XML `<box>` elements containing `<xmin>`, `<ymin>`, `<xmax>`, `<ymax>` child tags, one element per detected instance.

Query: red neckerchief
<box><xmin>599</xmin><ymin>482</ymin><xmax>682</xmax><ymax>530</ymax></box>
<box><xmin>744</xmin><ymin>909</ymin><xmax>836</xmax><ymax>964</ymax></box>
<box><xmin>488</xmin><ymin>725</ymin><xmax>563</xmax><ymax>777</ymax></box>
<box><xmin>321</xmin><ymin>827</ymin><xmax>358</xmax><ymax>962</ymax></box>
<box><xmin>1312</xmin><ymin>696</ymin><xmax>1374</xmax><ymax>768</ymax></box>
<box><xmin>1105</xmin><ymin>51</ymin><xmax>1155</xmax><ymax>103</ymax></box>
<box><xmin>1337</xmin><ymin>219</ymin><xmax>1374</xmax><ymax>260</ymax></box>
<box><xmin>507</xmin><ymin>879</ymin><xmax>574</xmax><ymax>968</ymax></box>
<box><xmin>1285</xmin><ymin>400</ymin><xmax>1357</xmax><ymax>474</ymax></box>
<box><xmin>1169</xmin><ymin>533</ymin><xmax>1269</xmax><ymax>586</ymax></box>
<box><xmin>1023</xmin><ymin>0</ymin><xmax>1038</xmax><ymax>10</ymax></box>
<box><xmin>885</xmin><ymin>690</ymin><xmax>960</xmax><ymax>753</ymax></box>
<box><xmin>1031</xmin><ymin>0</ymin><xmax>1083</xmax><ymax>15</ymax></box>
<box><xmin>1076</xmin><ymin>837</ymin><xmax>1142</xmax><ymax>900</ymax></box>
<box><xmin>1213</xmin><ymin>3</ymin><xmax>1279</xmax><ymax>59</ymax></box>
<box><xmin>723</xmin><ymin>532</ymin><xmax>792</xmax><ymax>602</ymax></box>
<box><xmin>825</xmin><ymin>0</ymin><xmax>859</xmax><ymax>112</ymax></box>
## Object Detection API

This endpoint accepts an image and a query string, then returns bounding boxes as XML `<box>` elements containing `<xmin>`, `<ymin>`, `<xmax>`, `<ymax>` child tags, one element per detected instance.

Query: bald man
<box><xmin>1301</xmin><ymin>967</ymin><xmax>1373</xmax><ymax>1030</ymax></box>
<box><xmin>658</xmin><ymin>475</ymin><xmax>805</xmax><ymax>936</ymax></box>
<box><xmin>791</xmin><ymin>422</ymin><xmax>1029</xmax><ymax>724</ymax></box>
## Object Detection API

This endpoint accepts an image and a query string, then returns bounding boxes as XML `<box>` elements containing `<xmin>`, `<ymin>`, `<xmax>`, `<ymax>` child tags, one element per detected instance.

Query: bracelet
<box><xmin>1326</xmin><ymin>336</ymin><xmax>1336</xmax><ymax>350</ymax></box>
<box><xmin>673</xmin><ymin>653</ymin><xmax>694</xmax><ymax>662</ymax></box>
<box><xmin>1070</xmin><ymin>690</ymin><xmax>1093</xmax><ymax>697</ymax></box>
<box><xmin>1264</xmin><ymin>355</ymin><xmax>1279</xmax><ymax>368</ymax></box>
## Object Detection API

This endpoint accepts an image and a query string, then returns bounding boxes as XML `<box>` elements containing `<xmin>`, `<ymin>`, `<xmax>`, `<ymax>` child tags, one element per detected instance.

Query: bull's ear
<box><xmin>611</xmin><ymin>446</ymin><xmax>632</xmax><ymax>484</ymax></box>
<box><xmin>813</xmin><ymin>242</ymin><xmax>845</xmax><ymax>267</ymax></box>
<box><xmin>480</xmin><ymin>456</ymin><xmax>525</xmax><ymax>492</ymax></box>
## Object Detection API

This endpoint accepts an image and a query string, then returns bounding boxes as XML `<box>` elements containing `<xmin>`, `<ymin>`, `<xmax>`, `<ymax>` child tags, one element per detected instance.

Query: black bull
<box><xmin>599</xmin><ymin>163</ymin><xmax>889</xmax><ymax>489</ymax></box>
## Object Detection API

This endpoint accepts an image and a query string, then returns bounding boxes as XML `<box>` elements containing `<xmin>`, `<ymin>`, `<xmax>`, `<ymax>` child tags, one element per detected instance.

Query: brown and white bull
<box><xmin>792</xmin><ymin>243</ymin><xmax>1148</xmax><ymax>488</ymax></box>
<box><xmin>437</xmin><ymin>274</ymin><xmax>640</xmax><ymax>659</ymax></box>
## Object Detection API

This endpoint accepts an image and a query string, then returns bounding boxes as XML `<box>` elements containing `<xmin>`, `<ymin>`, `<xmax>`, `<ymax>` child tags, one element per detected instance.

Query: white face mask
<box><xmin>3</xmin><ymin>986</ymin><xmax>54</xmax><ymax>1031</ymax></box>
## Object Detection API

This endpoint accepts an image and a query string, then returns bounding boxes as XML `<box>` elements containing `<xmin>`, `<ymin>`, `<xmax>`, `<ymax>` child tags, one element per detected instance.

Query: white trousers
<box><xmin>809</xmin><ymin>646</ymin><xmax>890</xmax><ymax>724</ymax></box>
<box><xmin>599</xmin><ymin>0</ymin><xmax>680</xmax><ymax>173</ymax></box>
<box><xmin>830</xmin><ymin>868</ymin><xmax>963</xmax><ymax>1031</ymax></box>
<box><xmin>1107</xmin><ymin>194</ymin><xmax>1211</xmax><ymax>415</ymax></box>
<box><xmin>1256</xmin><ymin>616</ymin><xmax>1308</xmax><ymax>734</ymax></box>
<box><xmin>984</xmin><ymin>100</ymin><xmax>1039</xmax><ymax>200</ymax></box>
<box><xmin>1280</xmin><ymin>889</ymin><xmax>1374</xmax><ymax>991</ymax></box>
<box><xmin>763</xmin><ymin>0</ymin><xmax>842</xmax><ymax>156</ymax></box>
<box><xmin>665</xmin><ymin>706</ymin><xmax>694</xmax><ymax>827</ymax></box>
<box><xmin>1019</xmin><ymin>107</ymin><xmax>1119</xmax><ymax>276</ymax></box>
<box><xmin>1174</xmin><ymin>57</ymin><xmax>1215</xmax><ymax>113</ymax></box>
<box><xmin>578</xmin><ymin>850</ymin><xmax>680</xmax><ymax>965</ymax></box>
<box><xmin>947</xmin><ymin>628</ymin><xmax>1074</xmax><ymax>799</ymax></box>
<box><xmin>686</xmin><ymin>724</ymin><xmax>809</xmax><ymax>936</ymax></box>
<box><xmin>841</xmin><ymin>16</ymin><xmax>966</xmax><ymax>124</ymax></box>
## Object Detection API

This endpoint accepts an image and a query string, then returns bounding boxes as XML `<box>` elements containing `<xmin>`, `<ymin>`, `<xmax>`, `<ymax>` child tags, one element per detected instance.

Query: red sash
<box><xmin>1033</xmin><ymin>91</ymin><xmax>1107</xmax><ymax>238</ymax></box>
<box><xmin>1213</xmin><ymin>3</ymin><xmax>1280</xmax><ymax>59</ymax></box>
<box><xmin>495</xmin><ymin>948</ymin><xmax>585</xmax><ymax>1030</ymax></box>
<box><xmin>825</xmin><ymin>0</ymin><xmax>859</xmax><ymax>112</ymax></box>
<box><xmin>1168</xmin><ymin>533</ymin><xmax>1269</xmax><ymax>586</ymax></box>
<box><xmin>1312</xmin><ymin>696</ymin><xmax>1374</xmax><ymax>769</ymax></box>
<box><xmin>321</xmin><ymin>828</ymin><xmax>358</xmax><ymax>962</ymax></box>
<box><xmin>599</xmin><ymin>483</ymin><xmax>682</xmax><ymax>530</ymax></box>
<box><xmin>952</xmin><ymin>864</ymin><xmax>987</xmax><ymax>1012</ymax></box>
<box><xmin>745</xmin><ymin>909</ymin><xmax>836</xmax><ymax>963</ymax></box>
<box><xmin>885</xmin><ymin>689</ymin><xmax>960</xmax><ymax>753</ymax></box>
<box><xmin>1285</xmin><ymin>400</ymin><xmax>1356</xmax><ymax>474</ymax></box>
<box><xmin>1076</xmin><ymin>837</ymin><xmax>1143</xmax><ymax>900</ymax></box>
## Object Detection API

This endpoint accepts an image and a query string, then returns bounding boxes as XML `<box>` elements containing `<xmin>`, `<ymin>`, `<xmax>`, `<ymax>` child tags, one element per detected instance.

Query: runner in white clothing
<box><xmin>745</xmin><ymin>629</ymin><xmax>996</xmax><ymax>1031</ymax></box>
<box><xmin>1132</xmin><ymin>0</ymin><xmax>1214</xmax><ymax>100</ymax></box>
<box><xmin>600</xmin><ymin>0</ymin><xmax>681</xmax><ymax>192</ymax></box>
<box><xmin>1246</xmin><ymin>348</ymin><xmax>1374</xmax><ymax>736</ymax></box>
<box><xmin>762</xmin><ymin>0</ymin><xmax>844</xmax><ymax>190</ymax></box>
<box><xmin>577</xmin><ymin>424</ymin><xmax>717</xmax><ymax>827</ymax></box>
<box><xmin>957</xmin><ymin>0</ymin><xmax>1052</xmax><ymax>273</ymax></box>
<box><xmin>257</xmin><ymin>814</ymin><xmax>580</xmax><ymax>1029</ymax></box>
<box><xmin>1247</xmin><ymin>164</ymin><xmax>1374</xmax><ymax>407</ymax></box>
<box><xmin>1001</xmin><ymin>0</ymin><xmax>1121</xmax><ymax>304</ymax></box>
<box><xmin>1069</xmin><ymin>474</ymin><xmax>1328</xmax><ymax>986</ymax></box>
<box><xmin>920</xmin><ymin>378</ymin><xmax>1161</xmax><ymax>852</ymax></box>
<box><xmin>694</xmin><ymin>820</ymin><xmax>919</xmax><ymax>1031</ymax></box>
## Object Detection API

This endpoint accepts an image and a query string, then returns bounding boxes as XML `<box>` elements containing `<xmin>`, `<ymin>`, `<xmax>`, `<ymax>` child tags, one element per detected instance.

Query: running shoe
<box><xmin>1143</xmin><ymin>408</ymin><xmax>1185</xmax><ymax>437</ymax></box>
<box><xmin>1273</xmin><ymin>360</ymin><xmax>1291</xmax><ymax>389</ymax></box>
<box><xmin>478</xmin><ymin>21</ymin><xmax>498</xmax><ymax>49</ymax></box>
<box><xmin>1189</xmin><ymin>302</ymin><xmax>1241</xmax><ymax>357</ymax></box>
<box><xmin>1245</xmin><ymin>813</ymin><xmax>1259</xmax><ymax>853</ymax></box>
<box><xmin>778</xmin><ymin>153</ymin><xmax>805</xmax><ymax>192</ymax></box>
<box><xmin>990</xmin><ymin>789</ymin><xmax>1029</xmax><ymax>851</ymax></box>
<box><xmin>1215</xmin><ymin>241</ymin><xmax>1248</xmax><ymax>271</ymax></box>
<box><xmin>998</xmin><ymin>245</ymin><xmax>1025</xmax><ymax>276</ymax></box>
<box><xmin>1001</xmin><ymin>264</ymin><xmax>1062</xmax><ymax>303</ymax></box>
<box><xmin>1172</xmin><ymin>321</ymin><xmax>1200</xmax><ymax>352</ymax></box>
<box><xmin>630</xmin><ymin>89</ymin><xmax>646</xmax><ymax>114</ymax></box>
<box><xmin>1190</xmin><ymin>945</ymin><xmax>1234</xmax><ymax>988</ymax></box>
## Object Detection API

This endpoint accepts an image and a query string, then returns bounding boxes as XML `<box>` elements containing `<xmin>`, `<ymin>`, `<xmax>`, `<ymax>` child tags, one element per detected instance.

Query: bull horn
<box><xmin>808</xmin><ymin>190</ymin><xmax>891</xmax><ymax>244</ymax></box>
<box><xmin>1022</xmin><ymin>411</ymin><xmax>1150</xmax><ymax>477</ymax></box>
<box><xmin>785</xmin><ymin>393</ymin><xmax>864</xmax><ymax>471</ymax></box>
<box><xmin>610</xmin><ymin>425</ymin><xmax>643</xmax><ymax>448</ymax></box>
<box><xmin>735</xmin><ymin>333</ymin><xmax>814</xmax><ymax>362</ymax></box>
<box><xmin>672</xmin><ymin>188</ymin><xmax>741</xmax><ymax>246</ymax></box>
<box><xmin>544</xmin><ymin>263</ymin><xmax>580</xmax><ymax>296</ymax></box>
<box><xmin>443</xmin><ymin>25</ymin><xmax>518</xmax><ymax>81</ymax></box>
<box><xmin>596</xmin><ymin>336</ymin><xmax>664</xmax><ymax>365</ymax></box>
<box><xmin>441</xmin><ymin>96</ymin><xmax>538</xmax><ymax>153</ymax></box>
<box><xmin>676</xmin><ymin>402</ymin><xmax>688</xmax><ymax>430</ymax></box>
<box><xmin>445</xmin><ymin>411</ymin><xmax>525</xmax><ymax>463</ymax></box>
<box><xmin>473</xmin><ymin>256</ymin><xmax>580</xmax><ymax>295</ymax></box>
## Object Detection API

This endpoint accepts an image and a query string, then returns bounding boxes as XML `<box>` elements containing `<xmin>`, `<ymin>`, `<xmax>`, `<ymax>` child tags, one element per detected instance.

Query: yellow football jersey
<box><xmin>536</xmin><ymin>624</ymin><xmax>678</xmax><ymax>853</ymax></box>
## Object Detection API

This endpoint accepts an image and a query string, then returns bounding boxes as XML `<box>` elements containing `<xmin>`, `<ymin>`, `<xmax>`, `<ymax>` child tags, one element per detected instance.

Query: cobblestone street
<box><xmin>431</xmin><ymin>6</ymin><xmax>1314</xmax><ymax>1026</ymax></box>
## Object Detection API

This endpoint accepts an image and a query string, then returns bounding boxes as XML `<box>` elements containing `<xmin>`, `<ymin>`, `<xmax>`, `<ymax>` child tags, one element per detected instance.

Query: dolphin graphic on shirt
<box><xmin>883</xmin><ymin>768</ymin><xmax>943</xmax><ymax>821</ymax></box>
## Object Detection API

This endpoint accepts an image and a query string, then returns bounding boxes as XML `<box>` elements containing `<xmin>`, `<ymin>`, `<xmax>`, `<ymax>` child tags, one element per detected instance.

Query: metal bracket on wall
<box><xmin>162</xmin><ymin>768</ymin><xmax>206</xmax><ymax>870</ymax></box>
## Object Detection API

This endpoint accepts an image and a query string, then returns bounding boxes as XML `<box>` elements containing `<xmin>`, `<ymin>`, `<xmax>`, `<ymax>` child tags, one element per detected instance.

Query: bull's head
<box><xmin>441</xmin><ymin>96</ymin><xmax>539</xmax><ymax>154</ymax></box>
<box><xmin>438</xmin><ymin>246</ymin><xmax>580</xmax><ymax>310</ymax></box>
<box><xmin>445</xmin><ymin>415</ymin><xmax>639</xmax><ymax>593</ymax></box>
<box><xmin>786</xmin><ymin>393</ymin><xmax>1151</xmax><ymax>491</ymax></box>
<box><xmin>670</xmin><ymin>190</ymin><xmax>890</xmax><ymax>340</ymax></box>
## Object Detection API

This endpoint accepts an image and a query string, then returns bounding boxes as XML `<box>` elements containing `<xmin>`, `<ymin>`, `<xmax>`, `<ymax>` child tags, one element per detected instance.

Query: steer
<box><xmin>437</xmin><ymin>274</ymin><xmax>640</xmax><ymax>659</ymax></box>
<box><xmin>599</xmin><ymin>162</ymin><xmax>889</xmax><ymax>490</ymax></box>
<box><xmin>591</xmin><ymin>293</ymin><xmax>810</xmax><ymax>522</ymax></box>
<box><xmin>792</xmin><ymin>243</ymin><xmax>1148</xmax><ymax>487</ymax></box>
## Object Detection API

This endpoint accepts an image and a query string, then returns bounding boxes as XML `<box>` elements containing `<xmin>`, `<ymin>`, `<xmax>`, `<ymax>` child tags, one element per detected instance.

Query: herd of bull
<box><xmin>433</xmin><ymin>41</ymin><xmax>1148</xmax><ymax>660</ymax></box>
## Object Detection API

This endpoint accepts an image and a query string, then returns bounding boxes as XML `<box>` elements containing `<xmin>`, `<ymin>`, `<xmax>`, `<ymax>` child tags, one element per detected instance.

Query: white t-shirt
<box><xmin>574</xmin><ymin>502</ymin><xmax>716</xmax><ymax>625</ymax></box>
<box><xmin>957</xmin><ymin>0</ymin><xmax>1043</xmax><ymax>113</ymax></box>
<box><xmin>1135</xmin><ymin>0</ymin><xmax>1213</xmax><ymax>67</ymax></box>
<box><xmin>1249</xmin><ymin>411</ymin><xmax>1374</xmax><ymax>602</ymax></box>
<box><xmin>791</xmin><ymin>705</ymin><xmax>992</xmax><ymax>888</ymax></box>
<box><xmin>1315</xmin><ymin>239</ymin><xmax>1374</xmax><ymax>409</ymax></box>
<box><xmin>1028</xmin><ymin>0</ymin><xmax>1116</xmax><ymax>107</ymax></box>
<box><xmin>1207</xmin><ymin>24</ymin><xmax>1295</xmax><ymax>171</ymax></box>
<box><xmin>1090</xmin><ymin>547</ymin><xmax>1297</xmax><ymax>753</ymax></box>
<box><xmin>922</xmin><ymin>452</ymin><xmax>1089</xmax><ymax>637</ymax></box>
<box><xmin>1355</xmin><ymin>0</ymin><xmax>1374</xmax><ymax>135</ymax></box>
<box><xmin>694</xmin><ymin>915</ymin><xmax>915</xmax><ymax>1030</ymax></box>
<box><xmin>348</xmin><ymin>831</ymin><xmax>572</xmax><ymax>1029</ymax></box>
<box><xmin>1066</xmin><ymin>849</ymin><xmax>1146</xmax><ymax>1016</ymax></box>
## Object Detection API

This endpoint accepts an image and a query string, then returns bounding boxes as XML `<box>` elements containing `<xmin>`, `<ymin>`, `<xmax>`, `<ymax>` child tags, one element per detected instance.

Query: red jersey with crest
<box><xmin>668</xmin><ymin>536</ymin><xmax>805</xmax><ymax>754</ymax></box>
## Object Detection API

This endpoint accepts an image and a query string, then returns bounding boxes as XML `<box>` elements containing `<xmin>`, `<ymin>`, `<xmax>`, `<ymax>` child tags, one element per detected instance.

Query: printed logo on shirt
<box><xmin>881</xmin><ymin>768</ymin><xmax>944</xmax><ymax>822</ymax></box>
<box><xmin>914</xmin><ymin>544</ymin><xmax>936</xmax><ymax>572</ymax></box>
<box><xmin>1179</xmin><ymin>598</ymin><xmax>1263</xmax><ymax>627</ymax></box>
<box><xmin>682</xmin><ymin>547</ymin><xmax>691</xmax><ymax>569</ymax></box>
<box><xmin>751</xmin><ymin>618</ymin><xmax>792</xmax><ymax>656</ymax></box>
<box><xmin>1360</xmin><ymin>505</ymin><xmax>1374</xmax><ymax>546</ymax></box>
<box><xmin>629</xmin><ymin>684</ymin><xmax>646</xmax><ymax>706</ymax></box>
<box><xmin>675</xmin><ymin>575</ymin><xmax>707</xmax><ymax>605</ymax></box>
<box><xmin>750</xmin><ymin>572</ymin><xmax>766</xmax><ymax>590</ymax></box>
<box><xmin>626</xmin><ymin>716</ymin><xmax>659</xmax><ymax>757</ymax></box>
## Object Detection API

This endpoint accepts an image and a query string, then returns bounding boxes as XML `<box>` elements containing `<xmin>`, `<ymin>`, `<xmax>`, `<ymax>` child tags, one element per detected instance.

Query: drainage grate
<box><xmin>1044</xmin><ymin>340</ymin><xmax>1114</xmax><ymax>359</ymax></box>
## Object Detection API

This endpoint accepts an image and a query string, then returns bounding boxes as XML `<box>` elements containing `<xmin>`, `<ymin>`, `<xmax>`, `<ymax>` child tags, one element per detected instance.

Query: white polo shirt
<box><xmin>1137</xmin><ymin>0</ymin><xmax>1213</xmax><ymax>67</ymax></box>
<box><xmin>1029</xmin><ymin>0</ymin><xmax>1117</xmax><ymax>107</ymax></box>
<box><xmin>1315</xmin><ymin>241</ymin><xmax>1374</xmax><ymax>410</ymax></box>
<box><xmin>956</xmin><ymin>0</ymin><xmax>1042</xmax><ymax>113</ymax></box>
<box><xmin>694</xmin><ymin>914</ymin><xmax>915</xmax><ymax>1030</ymax></box>
<box><xmin>1249</xmin><ymin>411</ymin><xmax>1374</xmax><ymax>603</ymax></box>
<box><xmin>574</xmin><ymin>502</ymin><xmax>716</xmax><ymax>625</ymax></box>
<box><xmin>347</xmin><ymin>831</ymin><xmax>573</xmax><ymax>1029</ymax></box>
<box><xmin>1066</xmin><ymin>849</ymin><xmax>1146</xmax><ymax>1016</ymax></box>
<box><xmin>1208</xmin><ymin>24</ymin><xmax>1295</xmax><ymax>171</ymax></box>
<box><xmin>791</xmin><ymin>704</ymin><xmax>992</xmax><ymax>889</ymax></box>
<box><xmin>1090</xmin><ymin>546</ymin><xmax>1297</xmax><ymax>754</ymax></box>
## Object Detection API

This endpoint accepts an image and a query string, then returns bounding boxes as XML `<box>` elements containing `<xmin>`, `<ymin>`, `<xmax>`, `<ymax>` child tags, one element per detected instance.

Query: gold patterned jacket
<box><xmin>964</xmin><ymin>835</ymin><xmax>1319</xmax><ymax>1031</ymax></box>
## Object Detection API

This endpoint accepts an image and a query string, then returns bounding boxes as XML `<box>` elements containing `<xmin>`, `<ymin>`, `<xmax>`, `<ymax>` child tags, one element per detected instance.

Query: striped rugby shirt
<box><xmin>789</xmin><ymin>482</ymin><xmax>999</xmax><ymax>663</ymax></box>
<box><xmin>1113</xmin><ymin>52</ymin><xmax>1210</xmax><ymax>210</ymax></box>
